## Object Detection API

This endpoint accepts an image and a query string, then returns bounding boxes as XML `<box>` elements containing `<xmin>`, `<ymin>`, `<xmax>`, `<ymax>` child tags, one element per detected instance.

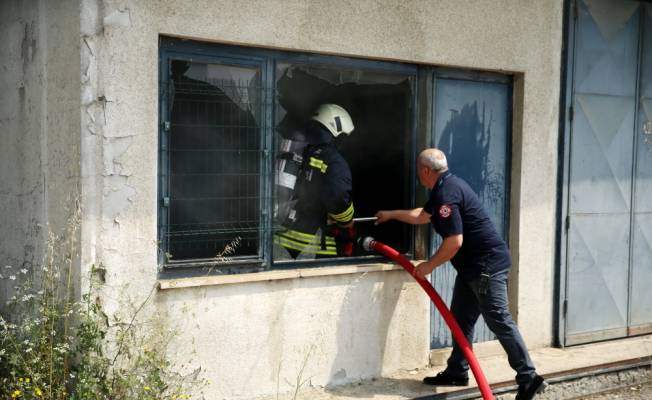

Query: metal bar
<box><xmin>165</xmin><ymin>257</ymin><xmax>265</xmax><ymax>268</ymax></box>
<box><xmin>433</xmin><ymin>67</ymin><xmax>512</xmax><ymax>84</ymax></box>
<box><xmin>273</xmin><ymin>254</ymin><xmax>383</xmax><ymax>268</ymax></box>
<box><xmin>263</xmin><ymin>58</ymin><xmax>274</xmax><ymax>267</ymax></box>
<box><xmin>352</xmin><ymin>217</ymin><xmax>378</xmax><ymax>222</ymax></box>
<box><xmin>627</xmin><ymin>2</ymin><xmax>645</xmax><ymax>336</ymax></box>
<box><xmin>560</xmin><ymin>0</ymin><xmax>580</xmax><ymax>347</ymax></box>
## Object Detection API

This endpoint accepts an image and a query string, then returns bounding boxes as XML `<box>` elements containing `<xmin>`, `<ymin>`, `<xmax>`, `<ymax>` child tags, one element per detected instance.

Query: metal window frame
<box><xmin>158</xmin><ymin>37</ymin><xmax>420</xmax><ymax>273</ymax></box>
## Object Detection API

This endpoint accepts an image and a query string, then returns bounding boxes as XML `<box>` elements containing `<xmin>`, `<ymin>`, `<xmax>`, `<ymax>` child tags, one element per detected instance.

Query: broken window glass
<box><xmin>273</xmin><ymin>63</ymin><xmax>414</xmax><ymax>262</ymax></box>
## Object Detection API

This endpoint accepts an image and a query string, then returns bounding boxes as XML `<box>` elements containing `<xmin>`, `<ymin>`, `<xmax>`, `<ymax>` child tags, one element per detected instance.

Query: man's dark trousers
<box><xmin>445</xmin><ymin>269</ymin><xmax>536</xmax><ymax>386</ymax></box>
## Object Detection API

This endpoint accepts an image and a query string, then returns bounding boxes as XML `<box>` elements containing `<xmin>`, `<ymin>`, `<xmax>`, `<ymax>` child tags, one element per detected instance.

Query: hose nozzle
<box><xmin>359</xmin><ymin>236</ymin><xmax>376</xmax><ymax>252</ymax></box>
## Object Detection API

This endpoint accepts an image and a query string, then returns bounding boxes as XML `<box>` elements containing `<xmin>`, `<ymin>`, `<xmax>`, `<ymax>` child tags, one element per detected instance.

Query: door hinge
<box><xmin>565</xmin><ymin>215</ymin><xmax>570</xmax><ymax>232</ymax></box>
<box><xmin>162</xmin><ymin>197</ymin><xmax>170</xmax><ymax>207</ymax></box>
<box><xmin>563</xmin><ymin>299</ymin><xmax>568</xmax><ymax>317</ymax></box>
<box><xmin>568</xmin><ymin>106</ymin><xmax>574</xmax><ymax>122</ymax></box>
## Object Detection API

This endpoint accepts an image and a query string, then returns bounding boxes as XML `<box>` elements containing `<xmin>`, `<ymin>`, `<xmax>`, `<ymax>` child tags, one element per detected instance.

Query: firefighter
<box><xmin>375</xmin><ymin>148</ymin><xmax>546</xmax><ymax>400</ymax></box>
<box><xmin>274</xmin><ymin>104</ymin><xmax>356</xmax><ymax>259</ymax></box>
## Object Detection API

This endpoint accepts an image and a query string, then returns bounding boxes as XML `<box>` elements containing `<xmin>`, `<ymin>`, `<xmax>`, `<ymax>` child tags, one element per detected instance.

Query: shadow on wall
<box><xmin>438</xmin><ymin>100</ymin><xmax>501</xmax><ymax>205</ymax></box>
<box><xmin>324</xmin><ymin>272</ymin><xmax>403</xmax><ymax>390</ymax></box>
<box><xmin>155</xmin><ymin>273</ymin><xmax>404</xmax><ymax>398</ymax></box>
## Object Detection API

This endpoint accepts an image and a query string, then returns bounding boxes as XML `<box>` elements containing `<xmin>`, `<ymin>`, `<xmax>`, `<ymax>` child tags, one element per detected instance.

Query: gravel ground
<box><xmin>574</xmin><ymin>381</ymin><xmax>652</xmax><ymax>399</ymax></box>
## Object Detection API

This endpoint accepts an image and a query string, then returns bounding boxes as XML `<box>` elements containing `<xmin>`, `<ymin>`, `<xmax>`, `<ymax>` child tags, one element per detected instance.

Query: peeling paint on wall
<box><xmin>103</xmin><ymin>136</ymin><xmax>133</xmax><ymax>176</ymax></box>
<box><xmin>80</xmin><ymin>0</ymin><xmax>102</xmax><ymax>36</ymax></box>
<box><xmin>80</xmin><ymin>1</ymin><xmax>140</xmax><ymax>242</ymax></box>
<box><xmin>103</xmin><ymin>8</ymin><xmax>132</xmax><ymax>29</ymax></box>
<box><xmin>102</xmin><ymin>175</ymin><xmax>136</xmax><ymax>221</ymax></box>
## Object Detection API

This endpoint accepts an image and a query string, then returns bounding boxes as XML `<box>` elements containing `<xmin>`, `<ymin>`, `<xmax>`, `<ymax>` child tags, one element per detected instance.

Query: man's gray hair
<box><xmin>418</xmin><ymin>149</ymin><xmax>448</xmax><ymax>172</ymax></box>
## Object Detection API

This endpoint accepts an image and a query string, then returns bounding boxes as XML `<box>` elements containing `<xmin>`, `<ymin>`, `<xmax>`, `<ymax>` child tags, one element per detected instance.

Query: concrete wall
<box><xmin>0</xmin><ymin>0</ymin><xmax>81</xmax><ymax>304</ymax></box>
<box><xmin>0</xmin><ymin>0</ymin><xmax>563</xmax><ymax>399</ymax></box>
<box><xmin>157</xmin><ymin>270</ymin><xmax>428</xmax><ymax>398</ymax></box>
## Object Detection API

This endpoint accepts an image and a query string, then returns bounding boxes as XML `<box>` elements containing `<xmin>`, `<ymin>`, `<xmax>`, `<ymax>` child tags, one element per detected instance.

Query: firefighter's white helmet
<box><xmin>311</xmin><ymin>104</ymin><xmax>354</xmax><ymax>137</ymax></box>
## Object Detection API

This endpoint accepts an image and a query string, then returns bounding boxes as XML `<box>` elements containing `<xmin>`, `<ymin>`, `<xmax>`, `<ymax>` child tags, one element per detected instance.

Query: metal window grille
<box><xmin>160</xmin><ymin>61</ymin><xmax>270</xmax><ymax>266</ymax></box>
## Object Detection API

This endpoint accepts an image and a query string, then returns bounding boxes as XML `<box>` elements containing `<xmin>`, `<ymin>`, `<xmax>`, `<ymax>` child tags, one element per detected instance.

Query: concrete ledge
<box><xmin>158</xmin><ymin>263</ymin><xmax>403</xmax><ymax>289</ymax></box>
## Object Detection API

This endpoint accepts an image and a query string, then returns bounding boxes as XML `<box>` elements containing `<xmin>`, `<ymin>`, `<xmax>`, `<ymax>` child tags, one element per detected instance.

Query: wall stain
<box><xmin>20</xmin><ymin>21</ymin><xmax>35</xmax><ymax>71</ymax></box>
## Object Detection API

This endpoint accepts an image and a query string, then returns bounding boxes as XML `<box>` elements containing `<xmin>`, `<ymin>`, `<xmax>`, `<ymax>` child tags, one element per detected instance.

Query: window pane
<box><xmin>165</xmin><ymin>60</ymin><xmax>262</xmax><ymax>262</ymax></box>
<box><xmin>434</xmin><ymin>79</ymin><xmax>510</xmax><ymax>237</ymax></box>
<box><xmin>273</xmin><ymin>63</ymin><xmax>413</xmax><ymax>262</ymax></box>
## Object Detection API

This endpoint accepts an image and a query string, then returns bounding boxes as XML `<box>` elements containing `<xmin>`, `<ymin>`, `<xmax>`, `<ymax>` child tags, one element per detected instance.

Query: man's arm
<box><xmin>414</xmin><ymin>234</ymin><xmax>463</xmax><ymax>279</ymax></box>
<box><xmin>375</xmin><ymin>208</ymin><xmax>431</xmax><ymax>225</ymax></box>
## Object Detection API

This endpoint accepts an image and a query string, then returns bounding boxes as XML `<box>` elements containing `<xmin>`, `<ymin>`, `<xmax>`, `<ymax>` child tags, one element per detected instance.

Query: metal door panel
<box><xmin>643</xmin><ymin>5</ymin><xmax>652</xmax><ymax>99</ymax></box>
<box><xmin>630</xmin><ymin>214</ymin><xmax>652</xmax><ymax>329</ymax></box>
<box><xmin>564</xmin><ymin>0</ymin><xmax>641</xmax><ymax>345</ymax></box>
<box><xmin>634</xmin><ymin>6</ymin><xmax>652</xmax><ymax>213</ymax></box>
<box><xmin>571</xmin><ymin>94</ymin><xmax>635</xmax><ymax>213</ymax></box>
<box><xmin>630</xmin><ymin>4</ymin><xmax>652</xmax><ymax>333</ymax></box>
<box><xmin>566</xmin><ymin>214</ymin><xmax>630</xmax><ymax>340</ymax></box>
<box><xmin>430</xmin><ymin>76</ymin><xmax>511</xmax><ymax>348</ymax></box>
<box><xmin>575</xmin><ymin>0</ymin><xmax>640</xmax><ymax>97</ymax></box>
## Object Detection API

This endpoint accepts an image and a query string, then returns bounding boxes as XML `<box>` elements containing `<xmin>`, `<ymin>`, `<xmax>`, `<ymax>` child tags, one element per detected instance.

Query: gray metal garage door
<box><xmin>562</xmin><ymin>0</ymin><xmax>652</xmax><ymax>346</ymax></box>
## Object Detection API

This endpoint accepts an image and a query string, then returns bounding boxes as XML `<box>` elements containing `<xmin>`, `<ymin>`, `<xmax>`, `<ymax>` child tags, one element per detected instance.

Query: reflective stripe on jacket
<box><xmin>274</xmin><ymin>229</ymin><xmax>336</xmax><ymax>256</ymax></box>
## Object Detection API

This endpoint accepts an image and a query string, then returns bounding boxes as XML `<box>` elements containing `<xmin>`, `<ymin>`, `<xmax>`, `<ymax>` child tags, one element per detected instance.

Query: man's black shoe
<box><xmin>422</xmin><ymin>371</ymin><xmax>469</xmax><ymax>386</ymax></box>
<box><xmin>515</xmin><ymin>374</ymin><xmax>547</xmax><ymax>400</ymax></box>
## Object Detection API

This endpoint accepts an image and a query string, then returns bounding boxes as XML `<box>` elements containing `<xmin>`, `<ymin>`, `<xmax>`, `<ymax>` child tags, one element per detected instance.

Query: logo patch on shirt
<box><xmin>439</xmin><ymin>204</ymin><xmax>452</xmax><ymax>218</ymax></box>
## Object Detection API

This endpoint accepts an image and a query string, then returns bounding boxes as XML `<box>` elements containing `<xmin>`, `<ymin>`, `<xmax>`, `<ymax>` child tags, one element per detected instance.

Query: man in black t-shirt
<box><xmin>375</xmin><ymin>148</ymin><xmax>546</xmax><ymax>400</ymax></box>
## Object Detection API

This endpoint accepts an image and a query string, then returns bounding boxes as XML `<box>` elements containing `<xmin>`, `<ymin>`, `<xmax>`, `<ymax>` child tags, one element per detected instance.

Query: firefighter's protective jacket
<box><xmin>275</xmin><ymin>128</ymin><xmax>354</xmax><ymax>257</ymax></box>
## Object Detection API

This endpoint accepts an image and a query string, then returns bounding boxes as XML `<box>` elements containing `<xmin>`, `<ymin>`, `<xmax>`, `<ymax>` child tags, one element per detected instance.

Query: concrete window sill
<box><xmin>158</xmin><ymin>263</ymin><xmax>406</xmax><ymax>290</ymax></box>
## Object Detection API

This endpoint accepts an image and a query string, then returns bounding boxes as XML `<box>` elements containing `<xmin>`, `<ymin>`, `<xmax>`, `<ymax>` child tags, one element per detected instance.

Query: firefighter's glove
<box><xmin>330</xmin><ymin>225</ymin><xmax>356</xmax><ymax>257</ymax></box>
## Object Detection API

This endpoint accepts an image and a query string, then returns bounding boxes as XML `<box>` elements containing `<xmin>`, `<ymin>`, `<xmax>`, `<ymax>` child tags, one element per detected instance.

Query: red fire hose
<box><xmin>361</xmin><ymin>237</ymin><xmax>495</xmax><ymax>400</ymax></box>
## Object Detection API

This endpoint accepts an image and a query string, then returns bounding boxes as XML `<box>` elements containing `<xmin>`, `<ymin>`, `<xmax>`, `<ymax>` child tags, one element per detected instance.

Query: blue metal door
<box><xmin>430</xmin><ymin>72</ymin><xmax>512</xmax><ymax>349</ymax></box>
<box><xmin>563</xmin><ymin>0</ymin><xmax>652</xmax><ymax>345</ymax></box>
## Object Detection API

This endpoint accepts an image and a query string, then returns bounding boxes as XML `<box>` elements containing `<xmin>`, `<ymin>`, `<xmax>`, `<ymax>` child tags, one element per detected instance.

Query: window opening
<box><xmin>273</xmin><ymin>64</ymin><xmax>414</xmax><ymax>263</ymax></box>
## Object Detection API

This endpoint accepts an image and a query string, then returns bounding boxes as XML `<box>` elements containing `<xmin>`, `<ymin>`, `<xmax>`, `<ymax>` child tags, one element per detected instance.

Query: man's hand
<box><xmin>414</xmin><ymin>260</ymin><xmax>435</xmax><ymax>279</ymax></box>
<box><xmin>374</xmin><ymin>210</ymin><xmax>393</xmax><ymax>225</ymax></box>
